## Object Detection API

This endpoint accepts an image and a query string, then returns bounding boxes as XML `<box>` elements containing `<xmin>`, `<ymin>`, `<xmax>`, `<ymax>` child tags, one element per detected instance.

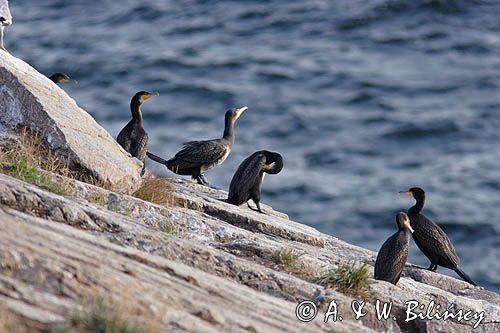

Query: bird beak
<box><xmin>143</xmin><ymin>92</ymin><xmax>159</xmax><ymax>101</ymax></box>
<box><xmin>399</xmin><ymin>190</ymin><xmax>413</xmax><ymax>196</ymax></box>
<box><xmin>234</xmin><ymin>106</ymin><xmax>248</xmax><ymax>120</ymax></box>
<box><xmin>67</xmin><ymin>79</ymin><xmax>78</xmax><ymax>84</ymax></box>
<box><xmin>408</xmin><ymin>225</ymin><xmax>414</xmax><ymax>233</ymax></box>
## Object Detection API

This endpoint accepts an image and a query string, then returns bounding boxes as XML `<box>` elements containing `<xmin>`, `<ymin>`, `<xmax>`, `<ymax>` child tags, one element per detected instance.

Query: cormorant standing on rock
<box><xmin>374</xmin><ymin>212</ymin><xmax>413</xmax><ymax>284</ymax></box>
<box><xmin>117</xmin><ymin>91</ymin><xmax>158</xmax><ymax>175</ymax></box>
<box><xmin>147</xmin><ymin>106</ymin><xmax>248</xmax><ymax>186</ymax></box>
<box><xmin>0</xmin><ymin>0</ymin><xmax>12</xmax><ymax>51</ymax></box>
<box><xmin>49</xmin><ymin>73</ymin><xmax>77</xmax><ymax>84</ymax></box>
<box><xmin>227</xmin><ymin>150</ymin><xmax>283</xmax><ymax>213</ymax></box>
<box><xmin>400</xmin><ymin>187</ymin><xmax>477</xmax><ymax>286</ymax></box>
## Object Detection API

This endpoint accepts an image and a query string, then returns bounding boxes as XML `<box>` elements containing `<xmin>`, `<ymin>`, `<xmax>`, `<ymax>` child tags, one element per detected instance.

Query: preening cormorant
<box><xmin>147</xmin><ymin>106</ymin><xmax>248</xmax><ymax>186</ymax></box>
<box><xmin>400</xmin><ymin>187</ymin><xmax>477</xmax><ymax>286</ymax></box>
<box><xmin>0</xmin><ymin>0</ymin><xmax>12</xmax><ymax>51</ymax></box>
<box><xmin>49</xmin><ymin>73</ymin><xmax>77</xmax><ymax>84</ymax></box>
<box><xmin>227</xmin><ymin>150</ymin><xmax>283</xmax><ymax>213</ymax></box>
<box><xmin>374</xmin><ymin>212</ymin><xmax>413</xmax><ymax>284</ymax></box>
<box><xmin>117</xmin><ymin>91</ymin><xmax>158</xmax><ymax>175</ymax></box>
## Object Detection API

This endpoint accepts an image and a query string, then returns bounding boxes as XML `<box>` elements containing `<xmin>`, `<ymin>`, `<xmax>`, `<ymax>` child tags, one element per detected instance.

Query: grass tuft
<box><xmin>316</xmin><ymin>262</ymin><xmax>374</xmax><ymax>299</ymax></box>
<box><xmin>0</xmin><ymin>130</ymin><xmax>69</xmax><ymax>195</ymax></box>
<box><xmin>72</xmin><ymin>297</ymin><xmax>146</xmax><ymax>333</ymax></box>
<box><xmin>133</xmin><ymin>178</ymin><xmax>176</xmax><ymax>207</ymax></box>
<box><xmin>86</xmin><ymin>193</ymin><xmax>108</xmax><ymax>206</ymax></box>
<box><xmin>269</xmin><ymin>248</ymin><xmax>298</xmax><ymax>269</ymax></box>
<box><xmin>160</xmin><ymin>221</ymin><xmax>179</xmax><ymax>235</ymax></box>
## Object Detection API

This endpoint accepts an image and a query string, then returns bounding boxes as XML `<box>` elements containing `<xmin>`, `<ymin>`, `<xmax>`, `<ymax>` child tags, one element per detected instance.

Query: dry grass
<box><xmin>0</xmin><ymin>306</ymin><xmax>34</xmax><ymax>333</ymax></box>
<box><xmin>0</xmin><ymin>129</ymin><xmax>71</xmax><ymax>195</ymax></box>
<box><xmin>316</xmin><ymin>262</ymin><xmax>375</xmax><ymax>299</ymax></box>
<box><xmin>132</xmin><ymin>178</ymin><xmax>177</xmax><ymax>208</ymax></box>
<box><xmin>45</xmin><ymin>296</ymin><xmax>164</xmax><ymax>333</ymax></box>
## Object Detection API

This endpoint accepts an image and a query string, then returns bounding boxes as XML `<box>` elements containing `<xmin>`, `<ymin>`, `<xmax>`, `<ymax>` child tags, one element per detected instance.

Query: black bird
<box><xmin>400</xmin><ymin>187</ymin><xmax>477</xmax><ymax>286</ymax></box>
<box><xmin>147</xmin><ymin>106</ymin><xmax>248</xmax><ymax>186</ymax></box>
<box><xmin>117</xmin><ymin>91</ymin><xmax>158</xmax><ymax>175</ymax></box>
<box><xmin>374</xmin><ymin>212</ymin><xmax>413</xmax><ymax>284</ymax></box>
<box><xmin>49</xmin><ymin>73</ymin><xmax>77</xmax><ymax>84</ymax></box>
<box><xmin>227</xmin><ymin>150</ymin><xmax>283</xmax><ymax>213</ymax></box>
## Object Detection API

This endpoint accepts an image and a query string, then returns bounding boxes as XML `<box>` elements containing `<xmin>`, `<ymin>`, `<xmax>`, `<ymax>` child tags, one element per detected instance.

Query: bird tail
<box><xmin>454</xmin><ymin>266</ymin><xmax>477</xmax><ymax>286</ymax></box>
<box><xmin>146</xmin><ymin>152</ymin><xmax>168</xmax><ymax>165</ymax></box>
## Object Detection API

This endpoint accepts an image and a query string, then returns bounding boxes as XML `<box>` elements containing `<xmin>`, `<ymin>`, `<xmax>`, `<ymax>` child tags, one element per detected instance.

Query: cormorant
<box><xmin>147</xmin><ymin>106</ymin><xmax>248</xmax><ymax>186</ymax></box>
<box><xmin>0</xmin><ymin>0</ymin><xmax>12</xmax><ymax>51</ymax></box>
<box><xmin>49</xmin><ymin>73</ymin><xmax>77</xmax><ymax>84</ymax></box>
<box><xmin>117</xmin><ymin>91</ymin><xmax>158</xmax><ymax>175</ymax></box>
<box><xmin>400</xmin><ymin>187</ymin><xmax>477</xmax><ymax>286</ymax></box>
<box><xmin>374</xmin><ymin>212</ymin><xmax>413</xmax><ymax>284</ymax></box>
<box><xmin>227</xmin><ymin>150</ymin><xmax>283</xmax><ymax>213</ymax></box>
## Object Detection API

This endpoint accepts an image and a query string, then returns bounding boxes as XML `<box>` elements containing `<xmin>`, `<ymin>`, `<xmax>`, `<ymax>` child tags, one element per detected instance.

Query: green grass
<box><xmin>6</xmin><ymin>155</ymin><xmax>67</xmax><ymax>195</ymax></box>
<box><xmin>316</xmin><ymin>262</ymin><xmax>374</xmax><ymax>299</ymax></box>
<box><xmin>0</xmin><ymin>129</ymin><xmax>70</xmax><ymax>195</ymax></box>
<box><xmin>269</xmin><ymin>248</ymin><xmax>298</xmax><ymax>269</ymax></box>
<box><xmin>72</xmin><ymin>298</ymin><xmax>145</xmax><ymax>333</ymax></box>
<box><xmin>86</xmin><ymin>193</ymin><xmax>108</xmax><ymax>206</ymax></box>
<box><xmin>160</xmin><ymin>221</ymin><xmax>178</xmax><ymax>235</ymax></box>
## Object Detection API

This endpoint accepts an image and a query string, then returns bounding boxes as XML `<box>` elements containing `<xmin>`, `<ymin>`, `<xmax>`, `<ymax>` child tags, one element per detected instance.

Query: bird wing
<box><xmin>228</xmin><ymin>152</ymin><xmax>266</xmax><ymax>204</ymax></box>
<box><xmin>130</xmin><ymin>128</ymin><xmax>148</xmax><ymax>162</ymax></box>
<box><xmin>171</xmin><ymin>139</ymin><xmax>228</xmax><ymax>168</ymax></box>
<box><xmin>116</xmin><ymin>122</ymin><xmax>133</xmax><ymax>152</ymax></box>
<box><xmin>374</xmin><ymin>232</ymin><xmax>409</xmax><ymax>283</ymax></box>
<box><xmin>413</xmin><ymin>214</ymin><xmax>459</xmax><ymax>267</ymax></box>
<box><xmin>0</xmin><ymin>0</ymin><xmax>12</xmax><ymax>25</ymax></box>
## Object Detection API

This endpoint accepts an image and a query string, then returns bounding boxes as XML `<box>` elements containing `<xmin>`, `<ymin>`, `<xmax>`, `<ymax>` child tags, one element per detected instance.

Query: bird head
<box><xmin>396</xmin><ymin>212</ymin><xmax>413</xmax><ymax>233</ymax></box>
<box><xmin>399</xmin><ymin>187</ymin><xmax>425</xmax><ymax>201</ymax></box>
<box><xmin>49</xmin><ymin>73</ymin><xmax>77</xmax><ymax>84</ymax></box>
<box><xmin>226</xmin><ymin>106</ymin><xmax>248</xmax><ymax>122</ymax></box>
<box><xmin>134</xmin><ymin>91</ymin><xmax>159</xmax><ymax>104</ymax></box>
<box><xmin>262</xmin><ymin>151</ymin><xmax>284</xmax><ymax>174</ymax></box>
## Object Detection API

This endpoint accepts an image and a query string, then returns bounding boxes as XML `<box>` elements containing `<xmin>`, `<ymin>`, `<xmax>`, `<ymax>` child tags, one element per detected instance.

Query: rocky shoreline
<box><xmin>1</xmin><ymin>51</ymin><xmax>499</xmax><ymax>332</ymax></box>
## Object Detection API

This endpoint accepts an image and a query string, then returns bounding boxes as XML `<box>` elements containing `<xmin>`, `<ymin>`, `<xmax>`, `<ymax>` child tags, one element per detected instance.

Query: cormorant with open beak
<box><xmin>147</xmin><ymin>106</ymin><xmax>248</xmax><ymax>186</ymax></box>
<box><xmin>227</xmin><ymin>150</ymin><xmax>283</xmax><ymax>213</ymax></box>
<box><xmin>117</xmin><ymin>91</ymin><xmax>158</xmax><ymax>175</ymax></box>
<box><xmin>400</xmin><ymin>187</ymin><xmax>477</xmax><ymax>286</ymax></box>
<box><xmin>374</xmin><ymin>212</ymin><xmax>413</xmax><ymax>284</ymax></box>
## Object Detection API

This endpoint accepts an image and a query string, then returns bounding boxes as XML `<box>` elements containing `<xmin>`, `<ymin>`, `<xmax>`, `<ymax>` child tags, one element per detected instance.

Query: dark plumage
<box><xmin>117</xmin><ymin>91</ymin><xmax>158</xmax><ymax>175</ymax></box>
<box><xmin>400</xmin><ymin>187</ymin><xmax>477</xmax><ymax>286</ymax></box>
<box><xmin>374</xmin><ymin>212</ymin><xmax>413</xmax><ymax>284</ymax></box>
<box><xmin>147</xmin><ymin>106</ymin><xmax>247</xmax><ymax>186</ymax></box>
<box><xmin>49</xmin><ymin>72</ymin><xmax>77</xmax><ymax>84</ymax></box>
<box><xmin>227</xmin><ymin>150</ymin><xmax>283</xmax><ymax>213</ymax></box>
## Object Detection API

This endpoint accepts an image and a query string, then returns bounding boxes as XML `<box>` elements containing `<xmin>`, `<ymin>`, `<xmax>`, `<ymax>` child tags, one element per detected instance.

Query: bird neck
<box><xmin>409</xmin><ymin>195</ymin><xmax>425</xmax><ymax>215</ymax></box>
<box><xmin>130</xmin><ymin>99</ymin><xmax>143</xmax><ymax>125</ymax></box>
<box><xmin>263</xmin><ymin>152</ymin><xmax>283</xmax><ymax>174</ymax></box>
<box><xmin>223</xmin><ymin>118</ymin><xmax>235</xmax><ymax>145</ymax></box>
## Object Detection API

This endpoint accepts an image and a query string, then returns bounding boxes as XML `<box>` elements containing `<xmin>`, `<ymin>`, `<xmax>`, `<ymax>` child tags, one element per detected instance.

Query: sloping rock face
<box><xmin>0</xmin><ymin>172</ymin><xmax>498</xmax><ymax>333</ymax></box>
<box><xmin>0</xmin><ymin>51</ymin><xmax>142</xmax><ymax>193</ymax></box>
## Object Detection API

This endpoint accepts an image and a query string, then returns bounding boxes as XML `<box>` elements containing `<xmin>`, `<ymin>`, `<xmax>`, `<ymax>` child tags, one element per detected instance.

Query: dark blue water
<box><xmin>8</xmin><ymin>0</ymin><xmax>500</xmax><ymax>291</ymax></box>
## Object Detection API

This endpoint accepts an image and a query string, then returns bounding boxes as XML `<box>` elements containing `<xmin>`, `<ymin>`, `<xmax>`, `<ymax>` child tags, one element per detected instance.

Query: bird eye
<box><xmin>0</xmin><ymin>17</ymin><xmax>5</xmax><ymax>22</ymax></box>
